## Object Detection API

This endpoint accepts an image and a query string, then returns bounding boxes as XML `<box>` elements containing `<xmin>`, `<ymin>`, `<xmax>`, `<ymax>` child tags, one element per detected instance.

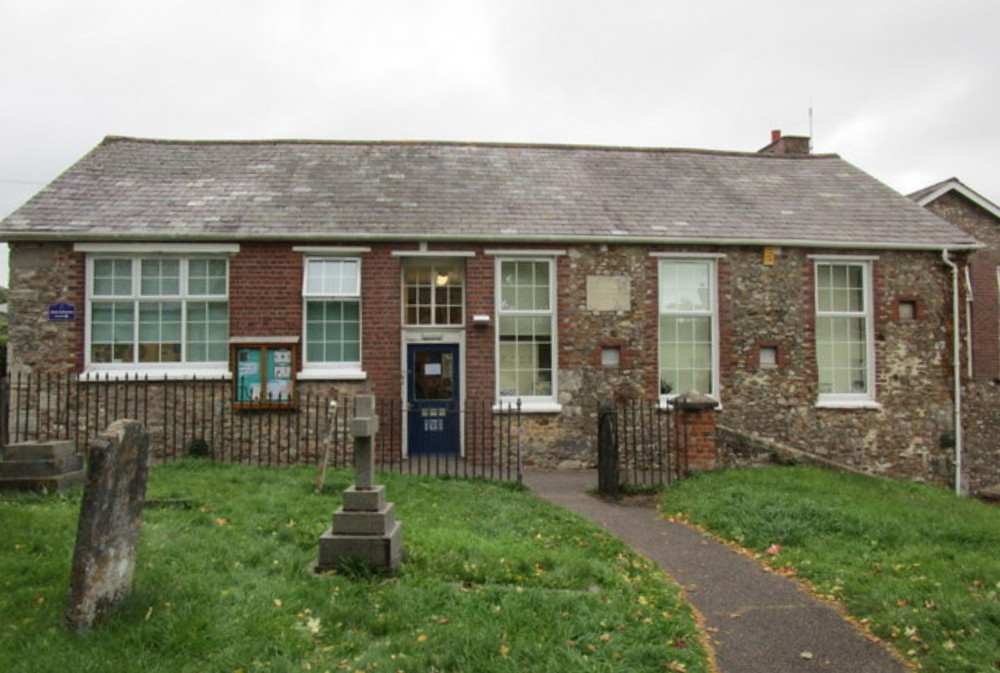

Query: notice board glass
<box><xmin>232</xmin><ymin>341</ymin><xmax>297</xmax><ymax>408</ymax></box>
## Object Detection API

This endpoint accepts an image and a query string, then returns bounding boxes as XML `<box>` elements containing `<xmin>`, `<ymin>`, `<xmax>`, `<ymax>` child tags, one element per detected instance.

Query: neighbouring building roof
<box><xmin>0</xmin><ymin>136</ymin><xmax>981</xmax><ymax>250</ymax></box>
<box><xmin>910</xmin><ymin>177</ymin><xmax>1000</xmax><ymax>222</ymax></box>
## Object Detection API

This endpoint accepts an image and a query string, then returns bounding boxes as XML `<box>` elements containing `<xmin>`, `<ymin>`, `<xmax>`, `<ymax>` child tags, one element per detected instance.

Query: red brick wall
<box><xmin>678</xmin><ymin>405</ymin><xmax>718</xmax><ymax>471</ymax></box>
<box><xmin>229</xmin><ymin>243</ymin><xmax>303</xmax><ymax>338</ymax></box>
<box><xmin>464</xmin><ymin>253</ymin><xmax>496</xmax><ymax>401</ymax></box>
<box><xmin>360</xmin><ymin>247</ymin><xmax>402</xmax><ymax>401</ymax></box>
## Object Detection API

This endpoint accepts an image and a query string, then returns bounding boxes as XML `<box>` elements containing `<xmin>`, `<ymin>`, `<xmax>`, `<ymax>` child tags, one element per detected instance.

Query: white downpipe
<box><xmin>964</xmin><ymin>266</ymin><xmax>974</xmax><ymax>379</ymax></box>
<box><xmin>942</xmin><ymin>250</ymin><xmax>965</xmax><ymax>496</ymax></box>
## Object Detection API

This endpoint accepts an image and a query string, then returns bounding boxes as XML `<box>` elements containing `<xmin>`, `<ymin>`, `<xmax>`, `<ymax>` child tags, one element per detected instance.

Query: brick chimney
<box><xmin>758</xmin><ymin>129</ymin><xmax>811</xmax><ymax>156</ymax></box>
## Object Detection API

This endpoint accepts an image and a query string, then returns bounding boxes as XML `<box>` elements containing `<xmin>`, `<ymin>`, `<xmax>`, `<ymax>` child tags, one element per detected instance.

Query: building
<box><xmin>0</xmin><ymin>133</ymin><xmax>985</xmax><ymax>489</ymax></box>
<box><xmin>911</xmin><ymin>178</ymin><xmax>1000</xmax><ymax>494</ymax></box>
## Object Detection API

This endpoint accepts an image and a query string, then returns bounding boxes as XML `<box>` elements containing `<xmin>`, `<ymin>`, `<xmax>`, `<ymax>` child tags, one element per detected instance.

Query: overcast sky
<box><xmin>2</xmin><ymin>0</ymin><xmax>998</xmax><ymax>285</ymax></box>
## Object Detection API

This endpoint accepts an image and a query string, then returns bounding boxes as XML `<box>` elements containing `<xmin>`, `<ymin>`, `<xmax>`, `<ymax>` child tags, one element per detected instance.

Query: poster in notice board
<box><xmin>266</xmin><ymin>347</ymin><xmax>294</xmax><ymax>402</ymax></box>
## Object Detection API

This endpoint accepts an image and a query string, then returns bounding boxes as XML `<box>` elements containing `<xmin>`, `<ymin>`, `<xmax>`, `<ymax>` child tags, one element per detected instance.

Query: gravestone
<box><xmin>65</xmin><ymin>420</ymin><xmax>150</xmax><ymax>631</ymax></box>
<box><xmin>317</xmin><ymin>395</ymin><xmax>403</xmax><ymax>573</ymax></box>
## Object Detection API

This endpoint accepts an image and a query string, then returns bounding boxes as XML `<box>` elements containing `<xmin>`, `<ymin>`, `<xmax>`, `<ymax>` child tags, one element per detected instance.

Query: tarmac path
<box><xmin>523</xmin><ymin>469</ymin><xmax>909</xmax><ymax>673</ymax></box>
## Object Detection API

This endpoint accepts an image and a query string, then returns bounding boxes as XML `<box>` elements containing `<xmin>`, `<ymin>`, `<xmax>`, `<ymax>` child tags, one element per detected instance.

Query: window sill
<box><xmin>80</xmin><ymin>366</ymin><xmax>231</xmax><ymax>382</ymax></box>
<box><xmin>659</xmin><ymin>395</ymin><xmax>723</xmax><ymax>411</ymax></box>
<box><xmin>297</xmin><ymin>368</ymin><xmax>367</xmax><ymax>381</ymax></box>
<box><xmin>815</xmin><ymin>398</ymin><xmax>882</xmax><ymax>410</ymax></box>
<box><xmin>494</xmin><ymin>400</ymin><xmax>562</xmax><ymax>414</ymax></box>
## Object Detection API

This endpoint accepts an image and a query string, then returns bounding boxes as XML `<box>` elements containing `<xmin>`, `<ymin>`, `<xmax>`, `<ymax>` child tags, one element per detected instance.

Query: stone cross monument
<box><xmin>317</xmin><ymin>395</ymin><xmax>403</xmax><ymax>573</ymax></box>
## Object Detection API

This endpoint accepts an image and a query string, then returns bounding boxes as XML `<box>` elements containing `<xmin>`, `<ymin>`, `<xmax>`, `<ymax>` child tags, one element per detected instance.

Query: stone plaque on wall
<box><xmin>586</xmin><ymin>276</ymin><xmax>631</xmax><ymax>311</ymax></box>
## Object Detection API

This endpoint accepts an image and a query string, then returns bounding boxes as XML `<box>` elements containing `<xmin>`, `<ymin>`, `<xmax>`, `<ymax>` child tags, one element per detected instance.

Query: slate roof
<box><xmin>0</xmin><ymin>136</ymin><xmax>980</xmax><ymax>250</ymax></box>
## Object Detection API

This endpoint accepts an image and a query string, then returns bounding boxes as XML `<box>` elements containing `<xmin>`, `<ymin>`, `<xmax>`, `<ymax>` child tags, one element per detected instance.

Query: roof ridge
<box><xmin>100</xmin><ymin>135</ymin><xmax>840</xmax><ymax>159</ymax></box>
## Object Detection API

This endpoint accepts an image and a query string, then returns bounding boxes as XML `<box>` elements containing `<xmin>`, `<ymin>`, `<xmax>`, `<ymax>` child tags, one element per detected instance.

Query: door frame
<box><xmin>401</xmin><ymin>329</ymin><xmax>465</xmax><ymax>457</ymax></box>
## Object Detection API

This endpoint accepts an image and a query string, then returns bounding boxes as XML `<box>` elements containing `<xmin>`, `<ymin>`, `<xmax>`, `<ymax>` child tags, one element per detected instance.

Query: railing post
<box><xmin>597</xmin><ymin>401</ymin><xmax>619</xmax><ymax>498</ymax></box>
<box><xmin>515</xmin><ymin>398</ymin><xmax>523</xmax><ymax>485</ymax></box>
<box><xmin>674</xmin><ymin>391</ymin><xmax>720</xmax><ymax>472</ymax></box>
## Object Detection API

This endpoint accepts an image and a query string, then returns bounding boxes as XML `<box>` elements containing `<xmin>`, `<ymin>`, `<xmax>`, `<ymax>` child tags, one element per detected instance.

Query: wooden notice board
<box><xmin>230</xmin><ymin>338</ymin><xmax>298</xmax><ymax>409</ymax></box>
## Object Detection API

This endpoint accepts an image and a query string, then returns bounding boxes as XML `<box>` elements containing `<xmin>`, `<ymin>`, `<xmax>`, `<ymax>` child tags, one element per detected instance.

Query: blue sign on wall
<box><xmin>48</xmin><ymin>302</ymin><xmax>76</xmax><ymax>321</ymax></box>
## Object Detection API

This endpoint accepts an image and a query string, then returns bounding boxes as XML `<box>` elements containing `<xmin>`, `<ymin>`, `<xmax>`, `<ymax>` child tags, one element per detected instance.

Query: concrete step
<box><xmin>0</xmin><ymin>455</ymin><xmax>84</xmax><ymax>478</ymax></box>
<box><xmin>332</xmin><ymin>503</ymin><xmax>396</xmax><ymax>536</ymax></box>
<box><xmin>0</xmin><ymin>470</ymin><xmax>86</xmax><ymax>492</ymax></box>
<box><xmin>3</xmin><ymin>440</ymin><xmax>76</xmax><ymax>462</ymax></box>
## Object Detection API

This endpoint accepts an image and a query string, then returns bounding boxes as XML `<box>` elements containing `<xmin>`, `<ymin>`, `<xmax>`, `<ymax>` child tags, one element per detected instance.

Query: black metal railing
<box><xmin>597</xmin><ymin>399</ymin><xmax>680</xmax><ymax>495</ymax></box>
<box><xmin>0</xmin><ymin>372</ymin><xmax>521</xmax><ymax>483</ymax></box>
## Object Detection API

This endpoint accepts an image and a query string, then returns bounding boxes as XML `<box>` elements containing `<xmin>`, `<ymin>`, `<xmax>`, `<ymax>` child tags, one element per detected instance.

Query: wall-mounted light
<box><xmin>472</xmin><ymin>314</ymin><xmax>491</xmax><ymax>326</ymax></box>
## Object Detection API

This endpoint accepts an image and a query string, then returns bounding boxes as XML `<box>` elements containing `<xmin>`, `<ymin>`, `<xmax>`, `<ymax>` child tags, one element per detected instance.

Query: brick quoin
<box><xmin>968</xmin><ymin>251</ymin><xmax>999</xmax><ymax>379</ymax></box>
<box><xmin>65</xmin><ymin>250</ymin><xmax>87</xmax><ymax>371</ymax></box>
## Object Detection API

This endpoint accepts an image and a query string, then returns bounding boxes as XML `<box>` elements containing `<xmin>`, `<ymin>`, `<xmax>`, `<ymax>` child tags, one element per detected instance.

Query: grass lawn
<box><xmin>1</xmin><ymin>461</ymin><xmax>708</xmax><ymax>673</ymax></box>
<box><xmin>661</xmin><ymin>466</ymin><xmax>1000</xmax><ymax>673</ymax></box>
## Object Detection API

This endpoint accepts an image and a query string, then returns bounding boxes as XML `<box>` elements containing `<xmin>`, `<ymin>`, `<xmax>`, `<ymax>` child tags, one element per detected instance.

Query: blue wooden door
<box><xmin>407</xmin><ymin>344</ymin><xmax>460</xmax><ymax>456</ymax></box>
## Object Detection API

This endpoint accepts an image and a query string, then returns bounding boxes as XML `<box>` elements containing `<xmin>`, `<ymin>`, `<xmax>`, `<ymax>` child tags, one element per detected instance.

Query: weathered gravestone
<box><xmin>65</xmin><ymin>419</ymin><xmax>150</xmax><ymax>631</ymax></box>
<box><xmin>317</xmin><ymin>395</ymin><xmax>403</xmax><ymax>574</ymax></box>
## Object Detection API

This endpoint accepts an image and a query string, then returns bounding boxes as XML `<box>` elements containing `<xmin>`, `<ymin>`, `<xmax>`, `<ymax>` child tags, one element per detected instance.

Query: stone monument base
<box><xmin>317</xmin><ymin>485</ymin><xmax>403</xmax><ymax>573</ymax></box>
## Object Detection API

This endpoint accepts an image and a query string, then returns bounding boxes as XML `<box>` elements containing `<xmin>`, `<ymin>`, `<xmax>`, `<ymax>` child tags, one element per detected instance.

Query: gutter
<box><xmin>0</xmin><ymin>230</ymin><xmax>985</xmax><ymax>252</ymax></box>
<box><xmin>941</xmin><ymin>249</ymin><xmax>965</xmax><ymax>496</ymax></box>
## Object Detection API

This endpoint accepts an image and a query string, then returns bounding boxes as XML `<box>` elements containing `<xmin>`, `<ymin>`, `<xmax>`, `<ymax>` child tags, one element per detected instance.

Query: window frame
<box><xmin>655</xmin><ymin>256</ymin><xmax>720</xmax><ymax>405</ymax></box>
<box><xmin>493</xmin><ymin>254</ymin><xmax>561</xmax><ymax>412</ymax></box>
<box><xmin>402</xmin><ymin>258</ymin><xmax>466</xmax><ymax>327</ymax></box>
<box><xmin>813</xmin><ymin>257</ymin><xmax>879</xmax><ymax>408</ymax></box>
<box><xmin>300</xmin><ymin>255</ymin><xmax>366</xmax><ymax>380</ymax></box>
<box><xmin>83</xmin><ymin>253</ymin><xmax>231</xmax><ymax>379</ymax></box>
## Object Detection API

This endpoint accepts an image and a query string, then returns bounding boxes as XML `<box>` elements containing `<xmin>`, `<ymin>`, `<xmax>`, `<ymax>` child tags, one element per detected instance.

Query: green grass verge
<box><xmin>661</xmin><ymin>466</ymin><xmax>1000</xmax><ymax>673</ymax></box>
<box><xmin>1</xmin><ymin>461</ymin><xmax>707</xmax><ymax>673</ymax></box>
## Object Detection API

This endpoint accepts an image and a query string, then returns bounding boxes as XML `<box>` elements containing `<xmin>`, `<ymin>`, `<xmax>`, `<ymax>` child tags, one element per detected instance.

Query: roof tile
<box><xmin>0</xmin><ymin>136</ymin><xmax>980</xmax><ymax>250</ymax></box>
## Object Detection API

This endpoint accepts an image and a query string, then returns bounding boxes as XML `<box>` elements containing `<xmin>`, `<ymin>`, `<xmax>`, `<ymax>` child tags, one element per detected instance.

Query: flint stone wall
<box><xmin>5</xmin><ymin>240</ymin><xmax>977</xmax><ymax>487</ymax></box>
<box><xmin>6</xmin><ymin>242</ymin><xmax>82</xmax><ymax>376</ymax></box>
<box><xmin>716</xmin><ymin>247</ymin><xmax>958</xmax><ymax>485</ymax></box>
